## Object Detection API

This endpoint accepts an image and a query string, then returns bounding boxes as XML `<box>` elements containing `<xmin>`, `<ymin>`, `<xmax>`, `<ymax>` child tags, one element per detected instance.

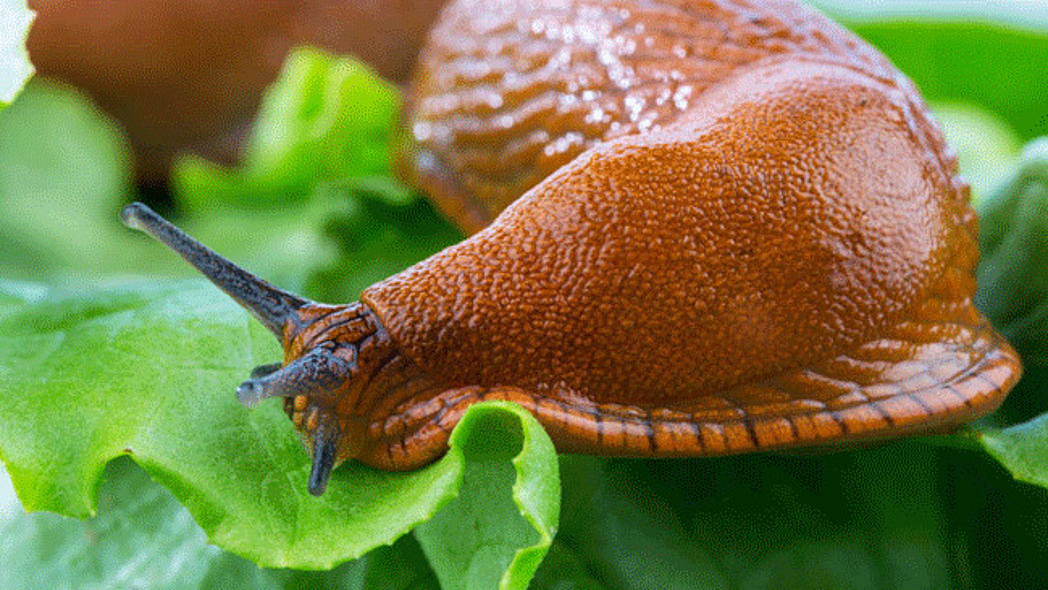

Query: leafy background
<box><xmin>2</xmin><ymin>1</ymin><xmax>1048</xmax><ymax>588</ymax></box>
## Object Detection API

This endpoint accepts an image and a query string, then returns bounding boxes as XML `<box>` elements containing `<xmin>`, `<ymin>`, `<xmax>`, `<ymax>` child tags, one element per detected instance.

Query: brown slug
<box><xmin>122</xmin><ymin>0</ymin><xmax>1022</xmax><ymax>496</ymax></box>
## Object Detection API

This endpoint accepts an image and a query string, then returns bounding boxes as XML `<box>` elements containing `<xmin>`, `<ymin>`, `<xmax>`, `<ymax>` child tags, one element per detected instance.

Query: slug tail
<box><xmin>120</xmin><ymin>202</ymin><xmax>310</xmax><ymax>337</ymax></box>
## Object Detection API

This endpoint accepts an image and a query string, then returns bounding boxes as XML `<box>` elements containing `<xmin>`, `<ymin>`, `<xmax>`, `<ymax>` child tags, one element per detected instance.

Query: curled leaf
<box><xmin>414</xmin><ymin>401</ymin><xmax>560</xmax><ymax>590</ymax></box>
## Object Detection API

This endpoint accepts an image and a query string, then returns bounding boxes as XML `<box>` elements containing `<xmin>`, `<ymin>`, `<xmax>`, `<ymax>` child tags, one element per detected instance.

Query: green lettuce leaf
<box><xmin>0</xmin><ymin>0</ymin><xmax>34</xmax><ymax>108</ymax></box>
<box><xmin>0</xmin><ymin>458</ymin><xmax>440</xmax><ymax>589</ymax></box>
<box><xmin>173</xmin><ymin>47</ymin><xmax>399</xmax><ymax>212</ymax></box>
<box><xmin>0</xmin><ymin>80</ymin><xmax>141</xmax><ymax>278</ymax></box>
<box><xmin>0</xmin><ymin>279</ymin><xmax>452</xmax><ymax>568</ymax></box>
<box><xmin>414</xmin><ymin>402</ymin><xmax>560</xmax><ymax>590</ymax></box>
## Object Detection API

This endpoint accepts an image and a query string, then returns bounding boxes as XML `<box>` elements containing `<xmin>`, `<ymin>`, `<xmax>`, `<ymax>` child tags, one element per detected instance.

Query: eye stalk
<box><xmin>120</xmin><ymin>202</ymin><xmax>310</xmax><ymax>337</ymax></box>
<box><xmin>121</xmin><ymin>202</ymin><xmax>354</xmax><ymax>495</ymax></box>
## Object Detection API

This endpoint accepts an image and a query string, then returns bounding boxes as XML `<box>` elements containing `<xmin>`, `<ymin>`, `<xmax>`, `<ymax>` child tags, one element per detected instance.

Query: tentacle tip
<box><xmin>307</xmin><ymin>476</ymin><xmax>329</xmax><ymax>497</ymax></box>
<box><xmin>308</xmin><ymin>433</ymin><xmax>339</xmax><ymax>496</ymax></box>
<box><xmin>235</xmin><ymin>380</ymin><xmax>264</xmax><ymax>408</ymax></box>
<box><xmin>120</xmin><ymin>202</ymin><xmax>150</xmax><ymax>231</ymax></box>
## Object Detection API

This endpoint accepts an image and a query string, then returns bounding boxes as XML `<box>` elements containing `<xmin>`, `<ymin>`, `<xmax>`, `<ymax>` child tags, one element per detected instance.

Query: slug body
<box><xmin>124</xmin><ymin>0</ymin><xmax>1021</xmax><ymax>495</ymax></box>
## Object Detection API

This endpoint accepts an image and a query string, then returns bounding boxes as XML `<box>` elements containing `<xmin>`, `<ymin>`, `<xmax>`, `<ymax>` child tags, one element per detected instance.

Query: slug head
<box><xmin>121</xmin><ymin>202</ymin><xmax>366</xmax><ymax>495</ymax></box>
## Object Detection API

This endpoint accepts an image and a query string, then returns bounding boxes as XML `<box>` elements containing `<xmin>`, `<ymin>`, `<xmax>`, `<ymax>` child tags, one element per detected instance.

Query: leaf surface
<box><xmin>414</xmin><ymin>402</ymin><xmax>560</xmax><ymax>589</ymax></box>
<box><xmin>0</xmin><ymin>458</ymin><xmax>441</xmax><ymax>589</ymax></box>
<box><xmin>0</xmin><ymin>279</ymin><xmax>460</xmax><ymax>568</ymax></box>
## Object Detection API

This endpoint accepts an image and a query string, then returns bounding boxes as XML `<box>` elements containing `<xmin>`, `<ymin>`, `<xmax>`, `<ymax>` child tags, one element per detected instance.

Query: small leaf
<box><xmin>414</xmin><ymin>401</ymin><xmax>560</xmax><ymax>590</ymax></box>
<box><xmin>0</xmin><ymin>0</ymin><xmax>34</xmax><ymax>108</ymax></box>
<box><xmin>979</xmin><ymin>414</ymin><xmax>1048</xmax><ymax>490</ymax></box>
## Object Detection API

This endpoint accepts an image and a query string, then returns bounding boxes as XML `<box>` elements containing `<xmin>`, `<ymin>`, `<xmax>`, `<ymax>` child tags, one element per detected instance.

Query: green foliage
<box><xmin>173</xmin><ymin>47</ymin><xmax>400</xmax><ymax>211</ymax></box>
<box><xmin>0</xmin><ymin>277</ymin><xmax>557</xmax><ymax>572</ymax></box>
<box><xmin>976</xmin><ymin>139</ymin><xmax>1048</xmax><ymax>365</ymax></box>
<box><xmin>539</xmin><ymin>446</ymin><xmax>1048</xmax><ymax>589</ymax></box>
<box><xmin>0</xmin><ymin>0</ymin><xmax>34</xmax><ymax>108</ymax></box>
<box><xmin>0</xmin><ymin>81</ymin><xmax>136</xmax><ymax>278</ymax></box>
<box><xmin>0</xmin><ymin>458</ymin><xmax>441</xmax><ymax>589</ymax></box>
<box><xmin>1</xmin><ymin>7</ymin><xmax>1048</xmax><ymax>589</ymax></box>
<box><xmin>853</xmin><ymin>21</ymin><xmax>1048</xmax><ymax>142</ymax></box>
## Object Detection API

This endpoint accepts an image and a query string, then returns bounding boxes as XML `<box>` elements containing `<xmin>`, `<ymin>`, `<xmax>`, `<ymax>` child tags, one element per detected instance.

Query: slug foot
<box><xmin>359</xmin><ymin>305</ymin><xmax>1020</xmax><ymax>473</ymax></box>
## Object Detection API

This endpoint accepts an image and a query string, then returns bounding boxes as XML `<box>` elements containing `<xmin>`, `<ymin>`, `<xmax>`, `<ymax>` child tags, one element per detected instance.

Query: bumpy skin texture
<box><xmin>344</xmin><ymin>0</ymin><xmax>1023</xmax><ymax>467</ymax></box>
<box><xmin>400</xmin><ymin>0</ymin><xmax>918</xmax><ymax>233</ymax></box>
<box><xmin>383</xmin><ymin>60</ymin><xmax>953</xmax><ymax>402</ymax></box>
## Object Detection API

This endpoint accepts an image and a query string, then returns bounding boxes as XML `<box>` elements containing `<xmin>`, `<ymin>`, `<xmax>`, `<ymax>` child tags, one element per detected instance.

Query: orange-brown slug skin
<box><xmin>360</xmin><ymin>0</ymin><xmax>1022</xmax><ymax>467</ymax></box>
<box><xmin>123</xmin><ymin>0</ymin><xmax>1022</xmax><ymax>489</ymax></box>
<box><xmin>381</xmin><ymin>60</ymin><xmax>955</xmax><ymax>404</ymax></box>
<box><xmin>399</xmin><ymin>0</ymin><xmax>932</xmax><ymax>234</ymax></box>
